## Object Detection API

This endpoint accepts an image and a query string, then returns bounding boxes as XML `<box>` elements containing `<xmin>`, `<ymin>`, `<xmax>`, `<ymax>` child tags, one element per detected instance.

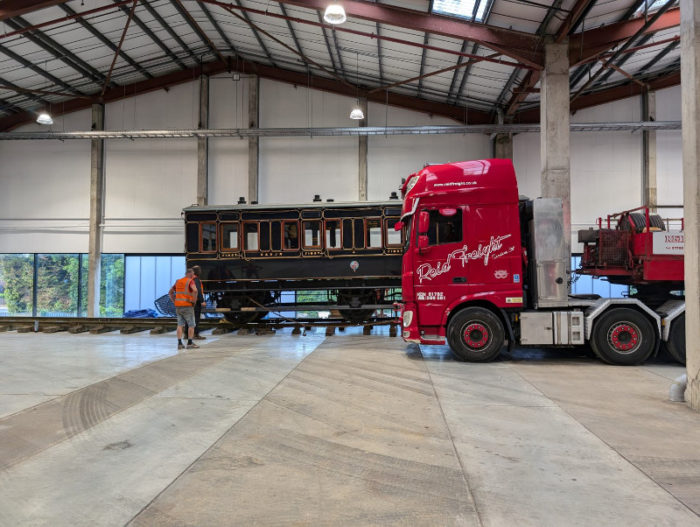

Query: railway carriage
<box><xmin>184</xmin><ymin>198</ymin><xmax>404</xmax><ymax>323</ymax></box>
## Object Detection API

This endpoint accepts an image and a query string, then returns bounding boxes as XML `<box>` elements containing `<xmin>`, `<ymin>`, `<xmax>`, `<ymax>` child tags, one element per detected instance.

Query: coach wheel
<box><xmin>590</xmin><ymin>308</ymin><xmax>656</xmax><ymax>365</ymax></box>
<box><xmin>447</xmin><ymin>307</ymin><xmax>504</xmax><ymax>362</ymax></box>
<box><xmin>665</xmin><ymin>314</ymin><xmax>685</xmax><ymax>365</ymax></box>
<box><xmin>338</xmin><ymin>289</ymin><xmax>379</xmax><ymax>323</ymax></box>
<box><xmin>223</xmin><ymin>293</ymin><xmax>269</xmax><ymax>324</ymax></box>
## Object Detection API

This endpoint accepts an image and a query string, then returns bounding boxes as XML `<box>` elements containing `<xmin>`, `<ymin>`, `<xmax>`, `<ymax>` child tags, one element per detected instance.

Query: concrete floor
<box><xmin>0</xmin><ymin>329</ymin><xmax>698</xmax><ymax>526</ymax></box>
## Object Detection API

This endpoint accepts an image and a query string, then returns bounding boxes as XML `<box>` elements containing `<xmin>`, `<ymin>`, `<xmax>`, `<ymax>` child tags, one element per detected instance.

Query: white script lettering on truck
<box><xmin>652</xmin><ymin>231</ymin><xmax>684</xmax><ymax>255</ymax></box>
<box><xmin>416</xmin><ymin>234</ymin><xmax>513</xmax><ymax>283</ymax></box>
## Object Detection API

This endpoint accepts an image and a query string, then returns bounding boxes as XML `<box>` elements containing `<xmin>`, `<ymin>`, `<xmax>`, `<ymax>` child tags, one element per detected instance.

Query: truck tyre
<box><xmin>447</xmin><ymin>307</ymin><xmax>504</xmax><ymax>362</ymax></box>
<box><xmin>666</xmin><ymin>314</ymin><xmax>685</xmax><ymax>365</ymax></box>
<box><xmin>590</xmin><ymin>308</ymin><xmax>656</xmax><ymax>365</ymax></box>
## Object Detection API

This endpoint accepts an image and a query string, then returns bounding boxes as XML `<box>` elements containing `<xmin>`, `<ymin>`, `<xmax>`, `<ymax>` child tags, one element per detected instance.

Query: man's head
<box><xmin>186</xmin><ymin>268</ymin><xmax>195</xmax><ymax>278</ymax></box>
<box><xmin>192</xmin><ymin>265</ymin><xmax>201</xmax><ymax>277</ymax></box>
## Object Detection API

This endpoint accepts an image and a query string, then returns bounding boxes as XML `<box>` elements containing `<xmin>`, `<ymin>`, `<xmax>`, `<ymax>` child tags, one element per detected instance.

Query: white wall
<box><xmin>0</xmin><ymin>79</ymin><xmax>682</xmax><ymax>255</ymax></box>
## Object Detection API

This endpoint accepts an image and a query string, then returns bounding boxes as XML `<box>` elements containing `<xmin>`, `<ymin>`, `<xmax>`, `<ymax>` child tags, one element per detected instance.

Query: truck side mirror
<box><xmin>393</xmin><ymin>221</ymin><xmax>404</xmax><ymax>232</ymax></box>
<box><xmin>418</xmin><ymin>235</ymin><xmax>429</xmax><ymax>249</ymax></box>
<box><xmin>418</xmin><ymin>211</ymin><xmax>430</xmax><ymax>234</ymax></box>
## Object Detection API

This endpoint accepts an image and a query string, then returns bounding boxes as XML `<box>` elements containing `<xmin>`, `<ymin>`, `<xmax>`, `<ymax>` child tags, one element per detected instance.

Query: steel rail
<box><xmin>0</xmin><ymin>121</ymin><xmax>680</xmax><ymax>140</ymax></box>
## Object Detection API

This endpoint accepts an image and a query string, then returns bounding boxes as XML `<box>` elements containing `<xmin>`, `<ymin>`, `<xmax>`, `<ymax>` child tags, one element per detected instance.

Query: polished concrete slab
<box><xmin>0</xmin><ymin>330</ymin><xmax>698</xmax><ymax>526</ymax></box>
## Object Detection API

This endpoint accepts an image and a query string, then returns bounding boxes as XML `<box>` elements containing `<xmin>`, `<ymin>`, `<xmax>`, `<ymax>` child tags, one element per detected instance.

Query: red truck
<box><xmin>396</xmin><ymin>159</ymin><xmax>685</xmax><ymax>365</ymax></box>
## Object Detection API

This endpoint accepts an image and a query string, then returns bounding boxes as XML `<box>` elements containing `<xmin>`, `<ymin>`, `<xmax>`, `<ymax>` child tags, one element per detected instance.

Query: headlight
<box><xmin>402</xmin><ymin>310</ymin><xmax>413</xmax><ymax>328</ymax></box>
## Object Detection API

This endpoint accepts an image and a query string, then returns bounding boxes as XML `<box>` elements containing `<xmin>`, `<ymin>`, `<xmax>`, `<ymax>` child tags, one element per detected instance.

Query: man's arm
<box><xmin>169</xmin><ymin>284</ymin><xmax>176</xmax><ymax>303</ymax></box>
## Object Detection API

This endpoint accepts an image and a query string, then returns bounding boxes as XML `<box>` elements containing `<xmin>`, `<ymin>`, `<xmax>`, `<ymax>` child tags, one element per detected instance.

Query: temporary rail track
<box><xmin>0</xmin><ymin>315</ymin><xmax>399</xmax><ymax>337</ymax></box>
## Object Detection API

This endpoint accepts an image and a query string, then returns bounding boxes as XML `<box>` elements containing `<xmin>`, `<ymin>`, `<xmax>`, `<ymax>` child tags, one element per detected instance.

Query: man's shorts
<box><xmin>175</xmin><ymin>306</ymin><xmax>196</xmax><ymax>327</ymax></box>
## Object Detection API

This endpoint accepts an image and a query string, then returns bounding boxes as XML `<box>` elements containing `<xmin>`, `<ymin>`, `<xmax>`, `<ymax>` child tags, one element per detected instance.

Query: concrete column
<box><xmin>540</xmin><ymin>39</ymin><xmax>571</xmax><ymax>259</ymax></box>
<box><xmin>87</xmin><ymin>103</ymin><xmax>105</xmax><ymax>318</ymax></box>
<box><xmin>248</xmin><ymin>75</ymin><xmax>260</xmax><ymax>203</ymax></box>
<box><xmin>642</xmin><ymin>90</ymin><xmax>657</xmax><ymax>211</ymax></box>
<box><xmin>681</xmin><ymin>0</ymin><xmax>700</xmax><ymax>410</ymax></box>
<box><xmin>358</xmin><ymin>97</ymin><xmax>368</xmax><ymax>201</ymax></box>
<box><xmin>197</xmin><ymin>74</ymin><xmax>209</xmax><ymax>206</ymax></box>
<box><xmin>493</xmin><ymin>133</ymin><xmax>513</xmax><ymax>159</ymax></box>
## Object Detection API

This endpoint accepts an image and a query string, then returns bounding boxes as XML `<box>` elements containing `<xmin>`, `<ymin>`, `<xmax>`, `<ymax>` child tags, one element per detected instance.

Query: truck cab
<box><xmin>397</xmin><ymin>159</ymin><xmax>525</xmax><ymax>360</ymax></box>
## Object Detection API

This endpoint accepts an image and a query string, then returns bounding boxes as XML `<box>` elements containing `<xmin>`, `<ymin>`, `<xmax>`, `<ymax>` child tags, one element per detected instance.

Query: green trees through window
<box><xmin>0</xmin><ymin>254</ymin><xmax>124</xmax><ymax>317</ymax></box>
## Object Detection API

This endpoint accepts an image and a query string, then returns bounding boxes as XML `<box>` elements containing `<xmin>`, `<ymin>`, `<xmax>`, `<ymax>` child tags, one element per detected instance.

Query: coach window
<box><xmin>221</xmin><ymin>223</ymin><xmax>239</xmax><ymax>250</ymax></box>
<box><xmin>270</xmin><ymin>221</ymin><xmax>282</xmax><ymax>251</ymax></box>
<box><xmin>385</xmin><ymin>219</ymin><xmax>402</xmax><ymax>247</ymax></box>
<box><xmin>365</xmin><ymin>219</ymin><xmax>382</xmax><ymax>248</ymax></box>
<box><xmin>244</xmin><ymin>223</ymin><xmax>259</xmax><ymax>251</ymax></box>
<box><xmin>260</xmin><ymin>222</ymin><xmax>271</xmax><ymax>251</ymax></box>
<box><xmin>427</xmin><ymin>209</ymin><xmax>462</xmax><ymax>246</ymax></box>
<box><xmin>283</xmin><ymin>222</ymin><xmax>299</xmax><ymax>250</ymax></box>
<box><xmin>325</xmin><ymin>220</ymin><xmax>341</xmax><ymax>250</ymax></box>
<box><xmin>186</xmin><ymin>223</ymin><xmax>199</xmax><ymax>252</ymax></box>
<box><xmin>343</xmin><ymin>220</ymin><xmax>354</xmax><ymax>249</ymax></box>
<box><xmin>201</xmin><ymin>222</ymin><xmax>217</xmax><ymax>252</ymax></box>
<box><xmin>303</xmin><ymin>221</ymin><xmax>321</xmax><ymax>248</ymax></box>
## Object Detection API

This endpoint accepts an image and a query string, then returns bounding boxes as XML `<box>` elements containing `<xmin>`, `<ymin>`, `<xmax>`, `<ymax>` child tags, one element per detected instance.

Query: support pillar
<box><xmin>681</xmin><ymin>0</ymin><xmax>700</xmax><ymax>410</ymax></box>
<box><xmin>197</xmin><ymin>74</ymin><xmax>209</xmax><ymax>206</ymax></box>
<box><xmin>358</xmin><ymin>97</ymin><xmax>368</xmax><ymax>201</ymax></box>
<box><xmin>540</xmin><ymin>39</ymin><xmax>571</xmax><ymax>260</ymax></box>
<box><xmin>642</xmin><ymin>90</ymin><xmax>657</xmax><ymax>211</ymax></box>
<box><xmin>87</xmin><ymin>103</ymin><xmax>105</xmax><ymax>318</ymax></box>
<box><xmin>248</xmin><ymin>75</ymin><xmax>259</xmax><ymax>203</ymax></box>
<box><xmin>493</xmin><ymin>133</ymin><xmax>513</xmax><ymax>159</ymax></box>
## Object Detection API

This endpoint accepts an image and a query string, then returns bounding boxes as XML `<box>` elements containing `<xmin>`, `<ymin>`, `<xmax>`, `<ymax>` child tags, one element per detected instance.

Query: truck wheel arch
<box><xmin>443</xmin><ymin>299</ymin><xmax>515</xmax><ymax>351</ymax></box>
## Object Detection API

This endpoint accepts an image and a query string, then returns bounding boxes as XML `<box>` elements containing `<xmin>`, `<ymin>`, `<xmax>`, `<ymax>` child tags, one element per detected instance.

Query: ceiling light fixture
<box><xmin>36</xmin><ymin>112</ymin><xmax>53</xmax><ymax>125</ymax></box>
<box><xmin>349</xmin><ymin>51</ymin><xmax>364</xmax><ymax>120</ymax></box>
<box><xmin>349</xmin><ymin>107</ymin><xmax>364</xmax><ymax>120</ymax></box>
<box><xmin>324</xmin><ymin>3</ymin><xmax>347</xmax><ymax>24</ymax></box>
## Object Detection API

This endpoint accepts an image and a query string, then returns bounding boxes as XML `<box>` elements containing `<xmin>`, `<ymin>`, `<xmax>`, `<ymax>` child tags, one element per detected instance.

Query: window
<box><xmin>427</xmin><ymin>209</ymin><xmax>463</xmax><ymax>246</ymax></box>
<box><xmin>433</xmin><ymin>0</ymin><xmax>488</xmax><ymax>21</ymax></box>
<box><xmin>221</xmin><ymin>223</ymin><xmax>239</xmax><ymax>250</ymax></box>
<box><xmin>366</xmin><ymin>219</ymin><xmax>382</xmax><ymax>248</ymax></box>
<box><xmin>201</xmin><ymin>223</ymin><xmax>217</xmax><ymax>252</ymax></box>
<box><xmin>244</xmin><ymin>223</ymin><xmax>259</xmax><ymax>251</ymax></box>
<box><xmin>283</xmin><ymin>222</ymin><xmax>299</xmax><ymax>250</ymax></box>
<box><xmin>303</xmin><ymin>221</ymin><xmax>321</xmax><ymax>248</ymax></box>
<box><xmin>385</xmin><ymin>219</ymin><xmax>403</xmax><ymax>247</ymax></box>
<box><xmin>0</xmin><ymin>254</ymin><xmax>34</xmax><ymax>316</ymax></box>
<box><xmin>343</xmin><ymin>220</ymin><xmax>354</xmax><ymax>249</ymax></box>
<box><xmin>186</xmin><ymin>223</ymin><xmax>199</xmax><ymax>253</ymax></box>
<box><xmin>124</xmin><ymin>255</ymin><xmax>182</xmax><ymax>316</ymax></box>
<box><xmin>325</xmin><ymin>220</ymin><xmax>341</xmax><ymax>250</ymax></box>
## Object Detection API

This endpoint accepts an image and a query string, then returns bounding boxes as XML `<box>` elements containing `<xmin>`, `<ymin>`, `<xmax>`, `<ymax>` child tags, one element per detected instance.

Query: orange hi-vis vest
<box><xmin>174</xmin><ymin>277</ymin><xmax>196</xmax><ymax>307</ymax></box>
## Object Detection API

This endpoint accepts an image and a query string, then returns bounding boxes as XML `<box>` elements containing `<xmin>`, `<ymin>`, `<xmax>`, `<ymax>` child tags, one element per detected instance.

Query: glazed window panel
<box><xmin>201</xmin><ymin>223</ymin><xmax>217</xmax><ymax>252</ymax></box>
<box><xmin>221</xmin><ymin>223</ymin><xmax>239</xmax><ymax>250</ymax></box>
<box><xmin>303</xmin><ymin>221</ymin><xmax>321</xmax><ymax>248</ymax></box>
<box><xmin>385</xmin><ymin>219</ymin><xmax>402</xmax><ymax>246</ymax></box>
<box><xmin>270</xmin><ymin>221</ymin><xmax>282</xmax><ymax>251</ymax></box>
<box><xmin>427</xmin><ymin>209</ymin><xmax>463</xmax><ymax>246</ymax></box>
<box><xmin>284</xmin><ymin>222</ymin><xmax>299</xmax><ymax>250</ymax></box>
<box><xmin>343</xmin><ymin>220</ymin><xmax>353</xmax><ymax>249</ymax></box>
<box><xmin>353</xmin><ymin>219</ymin><xmax>364</xmax><ymax>248</ymax></box>
<box><xmin>186</xmin><ymin>223</ymin><xmax>199</xmax><ymax>252</ymax></box>
<box><xmin>260</xmin><ymin>222</ymin><xmax>271</xmax><ymax>251</ymax></box>
<box><xmin>244</xmin><ymin>223</ymin><xmax>259</xmax><ymax>251</ymax></box>
<box><xmin>366</xmin><ymin>219</ymin><xmax>382</xmax><ymax>248</ymax></box>
<box><xmin>325</xmin><ymin>220</ymin><xmax>341</xmax><ymax>250</ymax></box>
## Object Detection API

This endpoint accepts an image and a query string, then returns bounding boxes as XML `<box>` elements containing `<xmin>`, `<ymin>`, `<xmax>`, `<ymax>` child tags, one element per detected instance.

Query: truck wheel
<box><xmin>666</xmin><ymin>314</ymin><xmax>685</xmax><ymax>365</ymax></box>
<box><xmin>447</xmin><ymin>307</ymin><xmax>504</xmax><ymax>362</ymax></box>
<box><xmin>590</xmin><ymin>308</ymin><xmax>656</xmax><ymax>365</ymax></box>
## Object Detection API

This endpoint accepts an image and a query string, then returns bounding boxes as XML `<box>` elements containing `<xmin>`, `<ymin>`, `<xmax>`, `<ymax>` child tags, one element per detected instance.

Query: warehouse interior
<box><xmin>0</xmin><ymin>0</ymin><xmax>699</xmax><ymax>525</ymax></box>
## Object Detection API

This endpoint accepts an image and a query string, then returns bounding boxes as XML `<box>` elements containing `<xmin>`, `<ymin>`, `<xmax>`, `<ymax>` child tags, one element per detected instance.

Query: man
<box><xmin>191</xmin><ymin>265</ymin><xmax>206</xmax><ymax>340</ymax></box>
<box><xmin>169</xmin><ymin>268</ymin><xmax>199</xmax><ymax>350</ymax></box>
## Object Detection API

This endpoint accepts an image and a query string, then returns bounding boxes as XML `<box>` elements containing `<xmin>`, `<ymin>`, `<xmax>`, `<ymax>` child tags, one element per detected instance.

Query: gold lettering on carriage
<box><xmin>416</xmin><ymin>234</ymin><xmax>513</xmax><ymax>283</ymax></box>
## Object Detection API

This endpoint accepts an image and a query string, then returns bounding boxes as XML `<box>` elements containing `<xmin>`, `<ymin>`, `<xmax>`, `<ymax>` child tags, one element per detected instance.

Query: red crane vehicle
<box><xmin>396</xmin><ymin>159</ymin><xmax>686</xmax><ymax>365</ymax></box>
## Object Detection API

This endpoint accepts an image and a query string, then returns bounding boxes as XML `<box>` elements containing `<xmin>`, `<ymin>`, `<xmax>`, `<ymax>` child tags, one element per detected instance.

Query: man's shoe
<box><xmin>193</xmin><ymin>335</ymin><xmax>206</xmax><ymax>340</ymax></box>
<box><xmin>186</xmin><ymin>342</ymin><xmax>200</xmax><ymax>349</ymax></box>
<box><xmin>177</xmin><ymin>342</ymin><xmax>185</xmax><ymax>350</ymax></box>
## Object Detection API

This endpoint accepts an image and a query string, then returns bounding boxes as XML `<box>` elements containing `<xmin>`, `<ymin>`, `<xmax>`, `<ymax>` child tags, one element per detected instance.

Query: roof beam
<box><xmin>4</xmin><ymin>16</ymin><xmax>114</xmax><ymax>88</ymax></box>
<box><xmin>376</xmin><ymin>23</ymin><xmax>384</xmax><ymax>84</ymax></box>
<box><xmin>111</xmin><ymin>0</ymin><xmax>187</xmax><ymax>70</ymax></box>
<box><xmin>0</xmin><ymin>57</ymin><xmax>492</xmax><ymax>131</ymax></box>
<box><xmin>0</xmin><ymin>0</ymin><xmax>68</xmax><ymax>21</ymax></box>
<box><xmin>571</xmin><ymin>6</ymin><xmax>680</xmax><ymax>66</ymax></box>
<box><xmin>140</xmin><ymin>1</ymin><xmax>198</xmax><ymax>60</ymax></box>
<box><xmin>316</xmin><ymin>11</ymin><xmax>339</xmax><ymax>75</ymax></box>
<box><xmin>279</xmin><ymin>4</ymin><xmax>305</xmax><ymax>60</ymax></box>
<box><xmin>171</xmin><ymin>0</ymin><xmax>226</xmax><ymax>63</ymax></box>
<box><xmin>197</xmin><ymin>1</ymin><xmax>238</xmax><ymax>56</ymax></box>
<box><xmin>232</xmin><ymin>0</ymin><xmax>275</xmax><ymax>66</ymax></box>
<box><xmin>274</xmin><ymin>0</ymin><xmax>543</xmax><ymax>68</ymax></box>
<box><xmin>514</xmin><ymin>69</ymin><xmax>680</xmax><ymax>123</ymax></box>
<box><xmin>101</xmin><ymin>0</ymin><xmax>138</xmax><ymax>96</ymax></box>
<box><xmin>59</xmin><ymin>4</ymin><xmax>153</xmax><ymax>80</ymax></box>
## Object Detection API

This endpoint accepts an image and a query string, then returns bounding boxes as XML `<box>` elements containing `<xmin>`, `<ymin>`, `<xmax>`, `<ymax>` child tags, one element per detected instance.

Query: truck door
<box><xmin>414</xmin><ymin>207</ymin><xmax>465</xmax><ymax>328</ymax></box>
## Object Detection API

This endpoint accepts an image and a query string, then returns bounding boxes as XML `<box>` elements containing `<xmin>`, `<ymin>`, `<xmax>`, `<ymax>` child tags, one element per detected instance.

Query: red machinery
<box><xmin>397</xmin><ymin>160</ymin><xmax>686</xmax><ymax>366</ymax></box>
